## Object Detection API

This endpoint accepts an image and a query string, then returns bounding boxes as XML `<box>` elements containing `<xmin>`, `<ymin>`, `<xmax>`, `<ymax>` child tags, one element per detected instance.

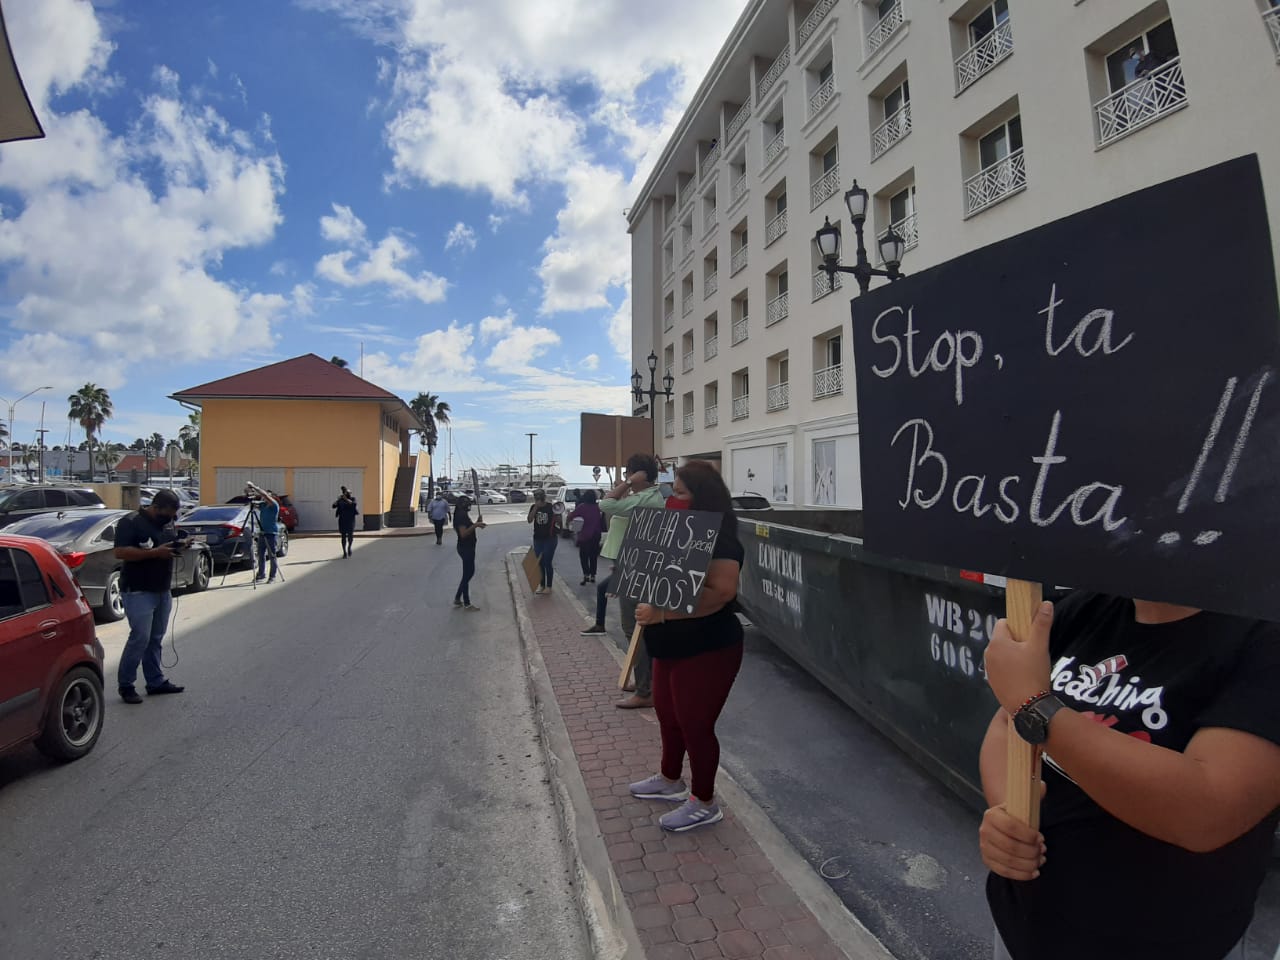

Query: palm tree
<box><xmin>179</xmin><ymin>410</ymin><xmax>200</xmax><ymax>459</ymax></box>
<box><xmin>99</xmin><ymin>442</ymin><xmax>128</xmax><ymax>481</ymax></box>
<box><xmin>330</xmin><ymin>356</ymin><xmax>349</xmax><ymax>368</ymax></box>
<box><xmin>67</xmin><ymin>383</ymin><xmax>113</xmax><ymax>480</ymax></box>
<box><xmin>409</xmin><ymin>392</ymin><xmax>451</xmax><ymax>496</ymax></box>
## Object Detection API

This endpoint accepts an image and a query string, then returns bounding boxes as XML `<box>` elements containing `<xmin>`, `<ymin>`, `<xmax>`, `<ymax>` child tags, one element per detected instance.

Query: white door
<box><xmin>292</xmin><ymin>468</ymin><xmax>364</xmax><ymax>531</ymax></box>
<box><xmin>216</xmin><ymin>468</ymin><xmax>286</xmax><ymax>504</ymax></box>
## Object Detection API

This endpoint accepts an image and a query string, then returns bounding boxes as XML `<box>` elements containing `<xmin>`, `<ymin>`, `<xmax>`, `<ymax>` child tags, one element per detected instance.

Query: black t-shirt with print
<box><xmin>987</xmin><ymin>592</ymin><xmax>1280</xmax><ymax>960</ymax></box>
<box><xmin>113</xmin><ymin>510</ymin><xmax>177</xmax><ymax>593</ymax></box>
<box><xmin>643</xmin><ymin>533</ymin><xmax>745</xmax><ymax>661</ymax></box>
<box><xmin>531</xmin><ymin>503</ymin><xmax>555</xmax><ymax>541</ymax></box>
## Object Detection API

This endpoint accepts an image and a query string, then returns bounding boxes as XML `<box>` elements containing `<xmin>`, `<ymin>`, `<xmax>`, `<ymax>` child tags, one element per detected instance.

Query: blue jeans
<box><xmin>118</xmin><ymin>590</ymin><xmax>172</xmax><ymax>690</ymax></box>
<box><xmin>256</xmin><ymin>533</ymin><xmax>279</xmax><ymax>579</ymax></box>
<box><xmin>533</xmin><ymin>537</ymin><xmax>557</xmax><ymax>587</ymax></box>
<box><xmin>456</xmin><ymin>547</ymin><xmax>476</xmax><ymax>604</ymax></box>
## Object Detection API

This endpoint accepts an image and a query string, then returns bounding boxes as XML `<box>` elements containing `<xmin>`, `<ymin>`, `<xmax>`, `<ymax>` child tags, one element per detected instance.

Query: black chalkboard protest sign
<box><xmin>612</xmin><ymin>507</ymin><xmax>723</xmax><ymax>613</ymax></box>
<box><xmin>851</xmin><ymin>154</ymin><xmax>1280</xmax><ymax>623</ymax></box>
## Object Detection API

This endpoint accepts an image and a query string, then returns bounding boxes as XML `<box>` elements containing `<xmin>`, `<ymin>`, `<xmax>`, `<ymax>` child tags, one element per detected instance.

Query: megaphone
<box><xmin>552</xmin><ymin>501</ymin><xmax>566</xmax><ymax>515</ymax></box>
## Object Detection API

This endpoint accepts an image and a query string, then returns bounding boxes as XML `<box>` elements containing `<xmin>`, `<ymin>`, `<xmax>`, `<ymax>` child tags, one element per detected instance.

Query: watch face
<box><xmin>1014</xmin><ymin>708</ymin><xmax>1048</xmax><ymax>745</ymax></box>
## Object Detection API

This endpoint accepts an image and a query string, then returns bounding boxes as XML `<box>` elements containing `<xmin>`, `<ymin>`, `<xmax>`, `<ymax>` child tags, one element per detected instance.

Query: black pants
<box><xmin>456</xmin><ymin>547</ymin><xmax>476</xmax><ymax>604</ymax></box>
<box><xmin>433</xmin><ymin>519</ymin><xmax>445</xmax><ymax>543</ymax></box>
<box><xmin>338</xmin><ymin>520</ymin><xmax>354</xmax><ymax>552</ymax></box>
<box><xmin>578</xmin><ymin>537</ymin><xmax>600</xmax><ymax>577</ymax></box>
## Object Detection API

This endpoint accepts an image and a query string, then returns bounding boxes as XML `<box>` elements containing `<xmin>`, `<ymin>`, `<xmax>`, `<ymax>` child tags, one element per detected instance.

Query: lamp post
<box><xmin>631</xmin><ymin>350</ymin><xmax>674</xmax><ymax>420</ymax></box>
<box><xmin>526</xmin><ymin>432</ymin><xmax>537</xmax><ymax>488</ymax></box>
<box><xmin>2</xmin><ymin>386</ymin><xmax>52</xmax><ymax>482</ymax></box>
<box><xmin>813</xmin><ymin>179</ymin><xmax>907</xmax><ymax>295</ymax></box>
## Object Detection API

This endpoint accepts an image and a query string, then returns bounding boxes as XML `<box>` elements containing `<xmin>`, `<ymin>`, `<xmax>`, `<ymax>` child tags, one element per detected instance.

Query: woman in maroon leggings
<box><xmin>628</xmin><ymin>460</ymin><xmax>744</xmax><ymax>832</ymax></box>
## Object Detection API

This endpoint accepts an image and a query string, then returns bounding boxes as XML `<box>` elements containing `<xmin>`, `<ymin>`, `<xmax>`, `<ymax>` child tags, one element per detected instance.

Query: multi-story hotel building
<box><xmin>627</xmin><ymin>0</ymin><xmax>1280</xmax><ymax>507</ymax></box>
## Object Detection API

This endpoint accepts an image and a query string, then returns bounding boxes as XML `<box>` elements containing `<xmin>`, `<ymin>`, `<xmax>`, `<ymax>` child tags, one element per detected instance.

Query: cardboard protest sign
<box><xmin>612</xmin><ymin>508</ymin><xmax>723</xmax><ymax>613</ymax></box>
<box><xmin>851</xmin><ymin>155</ymin><xmax>1280</xmax><ymax>622</ymax></box>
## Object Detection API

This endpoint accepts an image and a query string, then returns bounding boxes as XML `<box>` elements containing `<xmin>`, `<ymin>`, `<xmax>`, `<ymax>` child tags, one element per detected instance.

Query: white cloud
<box><xmin>315</xmin><ymin>206</ymin><xmax>448</xmax><ymax>304</ymax></box>
<box><xmin>580</xmin><ymin>354</ymin><xmax>600</xmax><ymax>371</ymax></box>
<box><xmin>538</xmin><ymin>162</ymin><xmax>630</xmax><ymax>313</ymax></box>
<box><xmin>485</xmin><ymin>323</ymin><xmax>560</xmax><ymax>375</ymax></box>
<box><xmin>0</xmin><ymin>6</ymin><xmax>292</xmax><ymax>393</ymax></box>
<box><xmin>445</xmin><ymin>221</ymin><xmax>476</xmax><ymax>252</ymax></box>
<box><xmin>360</xmin><ymin>322</ymin><xmax>492</xmax><ymax>394</ymax></box>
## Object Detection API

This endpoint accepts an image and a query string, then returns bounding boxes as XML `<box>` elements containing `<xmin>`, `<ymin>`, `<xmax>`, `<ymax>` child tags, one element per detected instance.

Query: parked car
<box><xmin>225</xmin><ymin>493</ymin><xmax>299</xmax><ymax>531</ymax></box>
<box><xmin>505</xmin><ymin>488</ymin><xmax>528</xmax><ymax>503</ymax></box>
<box><xmin>731</xmin><ymin>492</ymin><xmax>772</xmax><ymax>511</ymax></box>
<box><xmin>3</xmin><ymin>509</ymin><xmax>214</xmax><ymax>622</ymax></box>
<box><xmin>0</xmin><ymin>486</ymin><xmax>106</xmax><ymax>529</ymax></box>
<box><xmin>0</xmin><ymin>534</ymin><xmax>106</xmax><ymax>762</ymax></box>
<box><xmin>178</xmin><ymin>504</ymin><xmax>289</xmax><ymax>568</ymax></box>
<box><xmin>477</xmin><ymin>489</ymin><xmax>508</xmax><ymax>505</ymax></box>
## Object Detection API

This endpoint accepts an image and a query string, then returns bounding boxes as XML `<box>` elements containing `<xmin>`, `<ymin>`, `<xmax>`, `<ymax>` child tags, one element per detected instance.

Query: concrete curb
<box><xmin>555</xmin><ymin>575</ymin><xmax>896</xmax><ymax>960</ymax></box>
<box><xmin>504</xmin><ymin>551</ymin><xmax>646</xmax><ymax>960</ymax></box>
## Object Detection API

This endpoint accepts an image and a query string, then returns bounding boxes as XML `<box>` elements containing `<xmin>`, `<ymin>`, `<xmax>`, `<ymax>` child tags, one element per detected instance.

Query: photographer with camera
<box><xmin>112</xmin><ymin>489</ymin><xmax>188</xmax><ymax>704</ymax></box>
<box><xmin>245</xmin><ymin>482</ymin><xmax>282</xmax><ymax>583</ymax></box>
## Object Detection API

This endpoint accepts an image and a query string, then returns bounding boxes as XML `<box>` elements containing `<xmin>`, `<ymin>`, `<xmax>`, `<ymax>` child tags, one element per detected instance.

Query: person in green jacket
<box><xmin>581</xmin><ymin>452</ymin><xmax>665</xmax><ymax>709</ymax></box>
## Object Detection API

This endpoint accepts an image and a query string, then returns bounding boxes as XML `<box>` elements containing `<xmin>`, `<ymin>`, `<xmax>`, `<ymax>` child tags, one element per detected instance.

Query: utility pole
<box><xmin>526</xmin><ymin>432</ymin><xmax>537</xmax><ymax>487</ymax></box>
<box><xmin>36</xmin><ymin>401</ymin><xmax>46</xmax><ymax>483</ymax></box>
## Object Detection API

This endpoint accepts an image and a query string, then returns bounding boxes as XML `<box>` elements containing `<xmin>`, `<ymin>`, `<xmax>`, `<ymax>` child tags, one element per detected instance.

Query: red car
<box><xmin>0</xmin><ymin>535</ymin><xmax>106</xmax><ymax>763</ymax></box>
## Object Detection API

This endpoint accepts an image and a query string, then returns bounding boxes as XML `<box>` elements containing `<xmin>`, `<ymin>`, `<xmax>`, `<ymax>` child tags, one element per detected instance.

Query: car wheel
<box><xmin>276</xmin><ymin>530</ymin><xmax>289</xmax><ymax>558</ymax></box>
<box><xmin>99</xmin><ymin>571</ymin><xmax>125</xmax><ymax>622</ymax></box>
<box><xmin>187</xmin><ymin>551</ymin><xmax>211</xmax><ymax>593</ymax></box>
<box><xmin>34</xmin><ymin>666</ymin><xmax>104</xmax><ymax>763</ymax></box>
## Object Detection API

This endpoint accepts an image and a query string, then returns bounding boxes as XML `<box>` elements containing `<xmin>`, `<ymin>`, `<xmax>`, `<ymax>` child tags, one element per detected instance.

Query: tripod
<box><xmin>219</xmin><ymin>495</ymin><xmax>286</xmax><ymax>589</ymax></box>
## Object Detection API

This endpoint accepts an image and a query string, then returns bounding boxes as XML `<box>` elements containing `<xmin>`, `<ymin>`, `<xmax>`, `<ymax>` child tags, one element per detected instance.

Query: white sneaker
<box><xmin>534</xmin><ymin>586</ymin><xmax>545</xmax><ymax>595</ymax></box>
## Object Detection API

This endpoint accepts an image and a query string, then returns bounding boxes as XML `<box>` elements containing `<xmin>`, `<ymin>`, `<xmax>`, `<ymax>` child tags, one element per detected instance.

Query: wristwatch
<box><xmin>1013</xmin><ymin>692</ymin><xmax>1066</xmax><ymax>745</ymax></box>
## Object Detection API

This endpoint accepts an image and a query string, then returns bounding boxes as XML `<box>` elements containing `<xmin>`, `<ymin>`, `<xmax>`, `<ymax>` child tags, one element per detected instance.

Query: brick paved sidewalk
<box><xmin>515</xmin><ymin>569</ymin><xmax>860</xmax><ymax>960</ymax></box>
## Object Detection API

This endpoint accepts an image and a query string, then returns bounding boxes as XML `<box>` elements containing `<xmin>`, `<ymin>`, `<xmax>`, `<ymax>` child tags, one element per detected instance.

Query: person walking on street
<box><xmin>568</xmin><ymin>489</ymin><xmax>603</xmax><ymax>585</ymax></box>
<box><xmin>579</xmin><ymin>453</ymin><xmax>665</xmax><ymax>709</ymax></box>
<box><xmin>427</xmin><ymin>492</ymin><xmax>451</xmax><ymax>545</ymax></box>
<box><xmin>247</xmin><ymin>482</ymin><xmax>281</xmax><ymax>583</ymax></box>
<box><xmin>629</xmin><ymin>462</ymin><xmax>745</xmax><ymax>832</ymax></box>
<box><xmin>112</xmin><ymin>489</ymin><xmax>188</xmax><ymax>704</ymax></box>
<box><xmin>453</xmin><ymin>496</ymin><xmax>485</xmax><ymax>610</ymax></box>
<box><xmin>528</xmin><ymin>490</ymin><xmax>558</xmax><ymax>595</ymax></box>
<box><xmin>333</xmin><ymin>486</ymin><xmax>358</xmax><ymax>557</ymax></box>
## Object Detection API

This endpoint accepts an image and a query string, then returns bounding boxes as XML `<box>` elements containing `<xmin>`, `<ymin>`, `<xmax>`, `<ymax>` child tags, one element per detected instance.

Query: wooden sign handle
<box><xmin>618</xmin><ymin>624</ymin><xmax>643</xmax><ymax>690</ymax></box>
<box><xmin>1004</xmin><ymin>578</ymin><xmax>1044</xmax><ymax>829</ymax></box>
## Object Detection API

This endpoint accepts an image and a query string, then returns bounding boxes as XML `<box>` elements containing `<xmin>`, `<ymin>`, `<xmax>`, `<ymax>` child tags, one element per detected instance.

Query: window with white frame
<box><xmin>969</xmin><ymin>0</ymin><xmax>1009</xmax><ymax>46</ymax></box>
<box><xmin>813</xmin><ymin>439</ymin><xmax>837</xmax><ymax>505</ymax></box>
<box><xmin>1105</xmin><ymin>20</ymin><xmax>1178</xmax><ymax>92</ymax></box>
<box><xmin>979</xmin><ymin>116</ymin><xmax>1022</xmax><ymax>170</ymax></box>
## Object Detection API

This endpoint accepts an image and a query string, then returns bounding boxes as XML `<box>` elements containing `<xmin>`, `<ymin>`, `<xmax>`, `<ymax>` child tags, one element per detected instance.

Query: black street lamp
<box><xmin>813</xmin><ymin>179</ymin><xmax>907</xmax><ymax>295</ymax></box>
<box><xmin>631</xmin><ymin>350</ymin><xmax>674</xmax><ymax>418</ymax></box>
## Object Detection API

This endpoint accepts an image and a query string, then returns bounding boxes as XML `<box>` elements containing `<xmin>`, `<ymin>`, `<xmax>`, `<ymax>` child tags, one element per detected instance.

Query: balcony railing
<box><xmin>812</xmin><ymin>267</ymin><xmax>842</xmax><ymax>300</ymax></box>
<box><xmin>701</xmin><ymin>141</ymin><xmax>721</xmax><ymax>183</ymax></box>
<box><xmin>808</xmin><ymin>74</ymin><xmax>836</xmax><ymax>121</ymax></box>
<box><xmin>964</xmin><ymin>148</ymin><xmax>1027</xmax><ymax>217</ymax></box>
<box><xmin>765</xmin><ymin>209</ymin><xmax>788</xmax><ymax>247</ymax></box>
<box><xmin>682</xmin><ymin>351</ymin><xmax>695</xmax><ymax>374</ymax></box>
<box><xmin>766</xmin><ymin>291</ymin><xmax>789</xmax><ymax>326</ymax></box>
<box><xmin>705</xmin><ymin>404</ymin><xmax>719</xmax><ymax>428</ymax></box>
<box><xmin>678</xmin><ymin>181</ymin><xmax>695</xmax><ymax>211</ymax></box>
<box><xmin>1267</xmin><ymin>6</ymin><xmax>1280</xmax><ymax>60</ymax></box>
<box><xmin>732</xmin><ymin>395</ymin><xmax>750</xmax><ymax>421</ymax></box>
<box><xmin>767</xmin><ymin>382</ymin><xmax>790</xmax><ymax>412</ymax></box>
<box><xmin>799</xmin><ymin>0</ymin><xmax>838</xmax><ymax>47</ymax></box>
<box><xmin>866</xmin><ymin>1</ymin><xmax>904</xmax><ymax>57</ymax></box>
<box><xmin>705</xmin><ymin>335</ymin><xmax>719</xmax><ymax>361</ymax></box>
<box><xmin>731</xmin><ymin>245</ymin><xmax>748</xmax><ymax>275</ymax></box>
<box><xmin>765</xmin><ymin>128</ymin><xmax>786</xmax><ymax>166</ymax></box>
<box><xmin>663</xmin><ymin>265</ymin><xmax>674</xmax><ymax>285</ymax></box>
<box><xmin>683</xmin><ymin>412</ymin><xmax>695</xmax><ymax>434</ymax></box>
<box><xmin>879</xmin><ymin>212</ymin><xmax>919</xmax><ymax>261</ymax></box>
<box><xmin>732</xmin><ymin>317</ymin><xmax>749</xmax><ymax>345</ymax></box>
<box><xmin>704</xmin><ymin>271</ymin><xmax>718</xmax><ymax>299</ymax></box>
<box><xmin>1094</xmin><ymin>57</ymin><xmax>1187</xmax><ymax>148</ymax></box>
<box><xmin>727</xmin><ymin>101</ymin><xmax>751</xmax><ymax>143</ymax></box>
<box><xmin>956</xmin><ymin>18</ymin><xmax>1013</xmax><ymax>92</ymax></box>
<box><xmin>871</xmin><ymin>101</ymin><xmax>912</xmax><ymax>159</ymax></box>
<box><xmin>758</xmin><ymin>47</ymin><xmax>790</xmax><ymax>103</ymax></box>
<box><xmin>665</xmin><ymin>418</ymin><xmax>676</xmax><ymax>438</ymax></box>
<box><xmin>663</xmin><ymin>309</ymin><xmax>674</xmax><ymax>332</ymax></box>
<box><xmin>731</xmin><ymin>172</ymin><xmax>748</xmax><ymax>205</ymax></box>
<box><xmin>811</xmin><ymin>163</ymin><xmax>840</xmax><ymax>209</ymax></box>
<box><xmin>682</xmin><ymin>297</ymin><xmax>694</xmax><ymax>317</ymax></box>
<box><xmin>813</xmin><ymin>363</ymin><xmax>843</xmax><ymax>399</ymax></box>
<box><xmin>704</xmin><ymin>210</ymin><xmax>718</xmax><ymax>238</ymax></box>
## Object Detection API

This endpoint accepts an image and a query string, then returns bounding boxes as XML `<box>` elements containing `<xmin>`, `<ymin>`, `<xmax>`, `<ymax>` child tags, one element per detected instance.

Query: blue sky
<box><xmin>0</xmin><ymin>0</ymin><xmax>745</xmax><ymax>482</ymax></box>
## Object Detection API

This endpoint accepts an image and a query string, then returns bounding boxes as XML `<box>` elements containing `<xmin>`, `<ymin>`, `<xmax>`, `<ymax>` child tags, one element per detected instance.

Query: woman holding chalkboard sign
<box><xmin>629</xmin><ymin>461</ymin><xmax>745</xmax><ymax>833</ymax></box>
<box><xmin>979</xmin><ymin>594</ymin><xmax>1280</xmax><ymax>960</ymax></box>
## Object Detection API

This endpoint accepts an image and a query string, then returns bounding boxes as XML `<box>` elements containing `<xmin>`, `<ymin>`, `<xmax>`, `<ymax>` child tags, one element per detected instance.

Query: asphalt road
<box><xmin>0</xmin><ymin>516</ymin><xmax>587</xmax><ymax>960</ymax></box>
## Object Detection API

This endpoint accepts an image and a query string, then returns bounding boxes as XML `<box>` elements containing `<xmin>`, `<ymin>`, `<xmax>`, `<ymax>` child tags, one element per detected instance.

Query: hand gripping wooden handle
<box><xmin>1004</xmin><ymin>578</ymin><xmax>1044</xmax><ymax>829</ymax></box>
<box><xmin>619</xmin><ymin>624</ymin><xmax>643</xmax><ymax>690</ymax></box>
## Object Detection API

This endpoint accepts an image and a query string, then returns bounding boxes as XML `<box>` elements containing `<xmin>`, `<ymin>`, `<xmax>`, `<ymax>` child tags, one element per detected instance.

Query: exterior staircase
<box><xmin>385</xmin><ymin>466</ymin><xmax>418</xmax><ymax>527</ymax></box>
